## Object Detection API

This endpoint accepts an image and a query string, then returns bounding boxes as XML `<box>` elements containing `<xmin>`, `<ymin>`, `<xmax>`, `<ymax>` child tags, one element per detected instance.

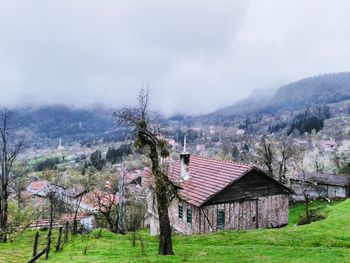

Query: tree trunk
<box><xmin>156</xmin><ymin>196</ymin><xmax>174</xmax><ymax>254</ymax></box>
<box><xmin>0</xmin><ymin>192</ymin><xmax>8</xmax><ymax>243</ymax></box>
<box><xmin>55</xmin><ymin>227</ymin><xmax>63</xmax><ymax>252</ymax></box>
<box><xmin>32</xmin><ymin>231</ymin><xmax>40</xmax><ymax>258</ymax></box>
<box><xmin>150</xmin><ymin>147</ymin><xmax>174</xmax><ymax>255</ymax></box>
<box><xmin>116</xmin><ymin>162</ymin><xmax>126</xmax><ymax>235</ymax></box>
<box><xmin>0</xmin><ymin>110</ymin><xmax>23</xmax><ymax>243</ymax></box>
<box><xmin>64</xmin><ymin>222</ymin><xmax>69</xmax><ymax>244</ymax></box>
<box><xmin>72</xmin><ymin>196</ymin><xmax>83</xmax><ymax>235</ymax></box>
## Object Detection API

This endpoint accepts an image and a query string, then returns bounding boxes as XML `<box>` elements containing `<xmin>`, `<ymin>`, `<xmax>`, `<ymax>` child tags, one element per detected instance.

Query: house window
<box><xmin>178</xmin><ymin>204</ymin><xmax>183</xmax><ymax>219</ymax></box>
<box><xmin>186</xmin><ymin>207</ymin><xmax>192</xmax><ymax>225</ymax></box>
<box><xmin>217</xmin><ymin>209</ymin><xmax>225</xmax><ymax>230</ymax></box>
<box><xmin>252</xmin><ymin>216</ymin><xmax>256</xmax><ymax>223</ymax></box>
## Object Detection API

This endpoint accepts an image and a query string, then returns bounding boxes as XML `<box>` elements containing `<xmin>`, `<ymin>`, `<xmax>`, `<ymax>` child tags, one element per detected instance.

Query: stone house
<box><xmin>164</xmin><ymin>153</ymin><xmax>292</xmax><ymax>234</ymax></box>
<box><xmin>290</xmin><ymin>172</ymin><xmax>350</xmax><ymax>201</ymax></box>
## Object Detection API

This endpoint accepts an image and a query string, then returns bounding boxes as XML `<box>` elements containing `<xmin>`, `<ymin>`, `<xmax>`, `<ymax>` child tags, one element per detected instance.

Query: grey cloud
<box><xmin>0</xmin><ymin>0</ymin><xmax>349</xmax><ymax>115</ymax></box>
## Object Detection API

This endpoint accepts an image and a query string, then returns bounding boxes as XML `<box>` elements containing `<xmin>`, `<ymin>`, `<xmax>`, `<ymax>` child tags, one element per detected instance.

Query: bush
<box><xmin>33</xmin><ymin>157</ymin><xmax>60</xmax><ymax>171</ymax></box>
<box><xmin>297</xmin><ymin>208</ymin><xmax>326</xmax><ymax>225</ymax></box>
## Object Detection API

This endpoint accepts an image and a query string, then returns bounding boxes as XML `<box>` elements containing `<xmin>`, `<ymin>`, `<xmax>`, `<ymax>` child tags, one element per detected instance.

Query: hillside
<box><xmin>265</xmin><ymin>72</ymin><xmax>350</xmax><ymax>112</ymax></box>
<box><xmin>5</xmin><ymin>105</ymin><xmax>125</xmax><ymax>148</ymax></box>
<box><xmin>212</xmin><ymin>87</ymin><xmax>276</xmax><ymax>116</ymax></box>
<box><xmin>211</xmin><ymin>72</ymin><xmax>350</xmax><ymax>117</ymax></box>
<box><xmin>0</xmin><ymin>199</ymin><xmax>349</xmax><ymax>263</ymax></box>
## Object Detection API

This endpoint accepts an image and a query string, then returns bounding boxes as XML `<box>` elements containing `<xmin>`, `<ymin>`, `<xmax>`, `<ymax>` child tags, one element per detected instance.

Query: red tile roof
<box><xmin>27</xmin><ymin>180</ymin><xmax>50</xmax><ymax>191</ymax></box>
<box><xmin>168</xmin><ymin>156</ymin><xmax>257</xmax><ymax>207</ymax></box>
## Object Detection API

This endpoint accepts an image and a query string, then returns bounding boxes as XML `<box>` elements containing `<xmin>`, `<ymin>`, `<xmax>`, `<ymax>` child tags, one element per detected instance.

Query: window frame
<box><xmin>186</xmin><ymin>207</ymin><xmax>192</xmax><ymax>226</ymax></box>
<box><xmin>217</xmin><ymin>208</ymin><xmax>225</xmax><ymax>230</ymax></box>
<box><xmin>178</xmin><ymin>203</ymin><xmax>183</xmax><ymax>220</ymax></box>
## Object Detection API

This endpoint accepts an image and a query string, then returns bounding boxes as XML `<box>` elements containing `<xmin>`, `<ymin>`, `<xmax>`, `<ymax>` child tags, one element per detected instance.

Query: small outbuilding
<box><xmin>290</xmin><ymin>172</ymin><xmax>350</xmax><ymax>201</ymax></box>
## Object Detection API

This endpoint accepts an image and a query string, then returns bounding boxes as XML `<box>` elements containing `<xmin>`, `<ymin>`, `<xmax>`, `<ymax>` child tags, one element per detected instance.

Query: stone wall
<box><xmin>290</xmin><ymin>181</ymin><xmax>349</xmax><ymax>201</ymax></box>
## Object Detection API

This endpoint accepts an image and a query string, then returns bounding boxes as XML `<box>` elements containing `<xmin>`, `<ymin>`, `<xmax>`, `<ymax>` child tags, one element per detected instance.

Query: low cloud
<box><xmin>0</xmin><ymin>0</ymin><xmax>349</xmax><ymax>115</ymax></box>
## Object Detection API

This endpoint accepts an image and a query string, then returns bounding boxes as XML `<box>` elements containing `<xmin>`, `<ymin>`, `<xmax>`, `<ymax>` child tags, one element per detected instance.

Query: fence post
<box><xmin>56</xmin><ymin>227</ymin><xmax>63</xmax><ymax>252</ymax></box>
<box><xmin>32</xmin><ymin>231</ymin><xmax>39</xmax><ymax>259</ymax></box>
<box><xmin>64</xmin><ymin>221</ymin><xmax>69</xmax><ymax>244</ymax></box>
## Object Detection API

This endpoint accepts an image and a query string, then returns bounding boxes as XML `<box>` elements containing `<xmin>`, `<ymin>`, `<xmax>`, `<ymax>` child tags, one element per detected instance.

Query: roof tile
<box><xmin>168</xmin><ymin>156</ymin><xmax>255</xmax><ymax>207</ymax></box>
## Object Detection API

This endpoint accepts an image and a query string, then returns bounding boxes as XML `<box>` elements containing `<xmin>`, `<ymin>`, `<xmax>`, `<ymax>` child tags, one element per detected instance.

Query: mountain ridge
<box><xmin>209</xmin><ymin>72</ymin><xmax>350</xmax><ymax>117</ymax></box>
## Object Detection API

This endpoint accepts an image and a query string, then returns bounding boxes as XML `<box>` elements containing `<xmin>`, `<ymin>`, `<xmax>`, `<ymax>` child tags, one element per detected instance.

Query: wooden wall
<box><xmin>205</xmin><ymin>170</ymin><xmax>290</xmax><ymax>205</ymax></box>
<box><xmin>169</xmin><ymin>194</ymin><xmax>289</xmax><ymax>234</ymax></box>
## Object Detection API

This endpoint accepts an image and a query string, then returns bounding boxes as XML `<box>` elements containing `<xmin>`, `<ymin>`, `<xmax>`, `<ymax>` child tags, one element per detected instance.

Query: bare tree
<box><xmin>90</xmin><ymin>188</ymin><xmax>119</xmax><ymax>232</ymax></box>
<box><xmin>0</xmin><ymin>110</ymin><xmax>24</xmax><ymax>243</ymax></box>
<box><xmin>114</xmin><ymin>87</ymin><xmax>178</xmax><ymax>255</ymax></box>
<box><xmin>257</xmin><ymin>135</ymin><xmax>274</xmax><ymax>177</ymax></box>
<box><xmin>257</xmin><ymin>135</ymin><xmax>295</xmax><ymax>184</ymax></box>
<box><xmin>72</xmin><ymin>168</ymin><xmax>95</xmax><ymax>235</ymax></box>
<box><xmin>10</xmin><ymin>161</ymin><xmax>30</xmax><ymax>209</ymax></box>
<box><xmin>277</xmin><ymin>136</ymin><xmax>295</xmax><ymax>184</ymax></box>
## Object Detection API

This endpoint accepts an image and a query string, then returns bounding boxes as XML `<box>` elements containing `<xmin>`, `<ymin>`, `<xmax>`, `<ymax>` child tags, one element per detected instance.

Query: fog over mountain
<box><xmin>1</xmin><ymin>1</ymin><xmax>350</xmax><ymax>115</ymax></box>
<box><xmin>211</xmin><ymin>72</ymin><xmax>350</xmax><ymax>117</ymax></box>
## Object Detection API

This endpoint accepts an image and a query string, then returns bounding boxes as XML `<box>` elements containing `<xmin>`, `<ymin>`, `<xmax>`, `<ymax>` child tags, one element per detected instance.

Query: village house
<box><xmin>290</xmin><ymin>172</ymin><xmax>350</xmax><ymax>201</ymax></box>
<box><xmin>22</xmin><ymin>179</ymin><xmax>65</xmax><ymax>207</ymax></box>
<box><xmin>157</xmin><ymin>151</ymin><xmax>293</xmax><ymax>235</ymax></box>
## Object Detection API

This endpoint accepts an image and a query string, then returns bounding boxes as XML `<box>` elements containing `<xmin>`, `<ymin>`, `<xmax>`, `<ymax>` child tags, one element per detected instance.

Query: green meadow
<box><xmin>0</xmin><ymin>199</ymin><xmax>349</xmax><ymax>263</ymax></box>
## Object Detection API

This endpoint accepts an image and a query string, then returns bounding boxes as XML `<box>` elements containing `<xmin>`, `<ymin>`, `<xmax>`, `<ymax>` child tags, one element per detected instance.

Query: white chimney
<box><xmin>180</xmin><ymin>135</ymin><xmax>190</xmax><ymax>180</ymax></box>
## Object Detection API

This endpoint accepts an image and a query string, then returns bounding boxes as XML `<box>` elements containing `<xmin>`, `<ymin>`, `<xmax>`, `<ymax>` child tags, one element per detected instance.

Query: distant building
<box><xmin>236</xmin><ymin>129</ymin><xmax>245</xmax><ymax>135</ymax></box>
<box><xmin>22</xmin><ymin>179</ymin><xmax>65</xmax><ymax>207</ymax></box>
<box><xmin>196</xmin><ymin>144</ymin><xmax>206</xmax><ymax>152</ymax></box>
<box><xmin>166</xmin><ymin>138</ymin><xmax>178</xmax><ymax>151</ymax></box>
<box><xmin>319</xmin><ymin>140</ymin><xmax>337</xmax><ymax>152</ymax></box>
<box><xmin>290</xmin><ymin>173</ymin><xmax>350</xmax><ymax>201</ymax></box>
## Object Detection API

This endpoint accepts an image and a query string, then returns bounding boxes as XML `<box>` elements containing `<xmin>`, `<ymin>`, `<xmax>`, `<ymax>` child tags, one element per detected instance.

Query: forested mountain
<box><xmin>265</xmin><ymin>72</ymin><xmax>350</xmax><ymax>112</ymax></box>
<box><xmin>211</xmin><ymin>72</ymin><xmax>350</xmax><ymax>117</ymax></box>
<box><xmin>7</xmin><ymin>105</ymin><xmax>126</xmax><ymax>148</ymax></box>
<box><xmin>212</xmin><ymin>88</ymin><xmax>276</xmax><ymax>116</ymax></box>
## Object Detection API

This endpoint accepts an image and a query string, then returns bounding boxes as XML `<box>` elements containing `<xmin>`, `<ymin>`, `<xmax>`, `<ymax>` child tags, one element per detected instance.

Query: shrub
<box><xmin>297</xmin><ymin>208</ymin><xmax>326</xmax><ymax>225</ymax></box>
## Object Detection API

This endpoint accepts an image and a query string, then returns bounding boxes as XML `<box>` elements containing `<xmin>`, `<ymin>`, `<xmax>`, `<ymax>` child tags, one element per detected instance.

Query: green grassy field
<box><xmin>0</xmin><ymin>199</ymin><xmax>349</xmax><ymax>263</ymax></box>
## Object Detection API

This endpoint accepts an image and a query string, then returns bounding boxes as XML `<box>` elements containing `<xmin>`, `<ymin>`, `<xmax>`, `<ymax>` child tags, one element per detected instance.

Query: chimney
<box><xmin>180</xmin><ymin>135</ymin><xmax>190</xmax><ymax>180</ymax></box>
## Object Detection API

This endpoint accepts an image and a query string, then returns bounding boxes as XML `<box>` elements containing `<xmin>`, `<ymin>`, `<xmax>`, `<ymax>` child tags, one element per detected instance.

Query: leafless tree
<box><xmin>257</xmin><ymin>135</ymin><xmax>295</xmax><ymax>184</ymax></box>
<box><xmin>0</xmin><ymin>110</ymin><xmax>24</xmax><ymax>243</ymax></box>
<box><xmin>10</xmin><ymin>161</ymin><xmax>30</xmax><ymax>209</ymax></box>
<box><xmin>257</xmin><ymin>135</ymin><xmax>274</xmax><ymax>177</ymax></box>
<box><xmin>277</xmin><ymin>136</ymin><xmax>295</xmax><ymax>184</ymax></box>
<box><xmin>113</xmin><ymin>87</ymin><xmax>178</xmax><ymax>255</ymax></box>
<box><xmin>72</xmin><ymin>168</ymin><xmax>95</xmax><ymax>235</ymax></box>
<box><xmin>90</xmin><ymin>188</ymin><xmax>119</xmax><ymax>232</ymax></box>
<box><xmin>299</xmin><ymin>168</ymin><xmax>315</xmax><ymax>225</ymax></box>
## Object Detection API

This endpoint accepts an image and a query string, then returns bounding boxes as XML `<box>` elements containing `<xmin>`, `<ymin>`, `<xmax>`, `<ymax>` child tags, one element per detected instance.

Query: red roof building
<box><xmin>158</xmin><ymin>153</ymin><xmax>292</xmax><ymax>235</ymax></box>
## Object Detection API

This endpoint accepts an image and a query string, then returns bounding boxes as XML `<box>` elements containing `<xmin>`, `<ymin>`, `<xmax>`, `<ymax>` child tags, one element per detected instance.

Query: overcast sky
<box><xmin>0</xmin><ymin>0</ymin><xmax>350</xmax><ymax>115</ymax></box>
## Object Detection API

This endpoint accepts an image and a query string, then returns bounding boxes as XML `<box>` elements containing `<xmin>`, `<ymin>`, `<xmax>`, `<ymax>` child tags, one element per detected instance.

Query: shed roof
<box><xmin>168</xmin><ymin>156</ymin><xmax>262</xmax><ymax>207</ymax></box>
<box><xmin>290</xmin><ymin>173</ymin><xmax>350</xmax><ymax>187</ymax></box>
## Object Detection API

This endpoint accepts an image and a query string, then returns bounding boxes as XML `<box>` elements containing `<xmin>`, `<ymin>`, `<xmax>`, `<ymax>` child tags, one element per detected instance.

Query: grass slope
<box><xmin>0</xmin><ymin>199</ymin><xmax>349</xmax><ymax>263</ymax></box>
